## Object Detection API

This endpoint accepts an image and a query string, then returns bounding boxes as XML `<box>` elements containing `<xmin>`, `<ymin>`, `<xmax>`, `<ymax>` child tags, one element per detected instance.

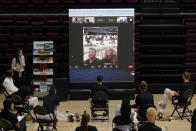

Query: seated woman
<box><xmin>115</xmin><ymin>96</ymin><xmax>137</xmax><ymax>123</ymax></box>
<box><xmin>102</xmin><ymin>48</ymin><xmax>117</xmax><ymax>67</ymax></box>
<box><xmin>0</xmin><ymin>99</ymin><xmax>26</xmax><ymax>131</ymax></box>
<box><xmin>113</xmin><ymin>98</ymin><xmax>137</xmax><ymax>131</ymax></box>
<box><xmin>75</xmin><ymin>112</ymin><xmax>97</xmax><ymax>131</ymax></box>
<box><xmin>158</xmin><ymin>72</ymin><xmax>193</xmax><ymax>116</ymax></box>
<box><xmin>191</xmin><ymin>109</ymin><xmax>196</xmax><ymax>131</ymax></box>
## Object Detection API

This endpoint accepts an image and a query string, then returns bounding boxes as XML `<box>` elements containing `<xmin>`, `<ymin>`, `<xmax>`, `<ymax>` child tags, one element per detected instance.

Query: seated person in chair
<box><xmin>42</xmin><ymin>87</ymin><xmax>59</xmax><ymax>124</ymax></box>
<box><xmin>158</xmin><ymin>72</ymin><xmax>193</xmax><ymax>116</ymax></box>
<box><xmin>3</xmin><ymin>69</ymin><xmax>39</xmax><ymax>108</ymax></box>
<box><xmin>191</xmin><ymin>108</ymin><xmax>196</xmax><ymax>131</ymax></box>
<box><xmin>115</xmin><ymin>96</ymin><xmax>138</xmax><ymax>128</ymax></box>
<box><xmin>89</xmin><ymin>75</ymin><xmax>108</xmax><ymax>106</ymax></box>
<box><xmin>0</xmin><ymin>99</ymin><xmax>26</xmax><ymax>131</ymax></box>
<box><xmin>3</xmin><ymin>69</ymin><xmax>19</xmax><ymax>96</ymax></box>
<box><xmin>89</xmin><ymin>75</ymin><xmax>108</xmax><ymax>117</ymax></box>
<box><xmin>75</xmin><ymin>112</ymin><xmax>97</xmax><ymax>131</ymax></box>
<box><xmin>138</xmin><ymin>107</ymin><xmax>162</xmax><ymax>131</ymax></box>
<box><xmin>135</xmin><ymin>81</ymin><xmax>154</xmax><ymax>119</ymax></box>
<box><xmin>113</xmin><ymin>97</ymin><xmax>137</xmax><ymax>131</ymax></box>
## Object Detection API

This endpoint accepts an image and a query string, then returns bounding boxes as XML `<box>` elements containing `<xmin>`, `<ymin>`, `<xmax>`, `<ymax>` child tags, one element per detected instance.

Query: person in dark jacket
<box><xmin>43</xmin><ymin>87</ymin><xmax>60</xmax><ymax>126</ymax></box>
<box><xmin>0</xmin><ymin>99</ymin><xmax>26</xmax><ymax>131</ymax></box>
<box><xmin>138</xmin><ymin>107</ymin><xmax>162</xmax><ymax>131</ymax></box>
<box><xmin>135</xmin><ymin>81</ymin><xmax>154</xmax><ymax>119</ymax></box>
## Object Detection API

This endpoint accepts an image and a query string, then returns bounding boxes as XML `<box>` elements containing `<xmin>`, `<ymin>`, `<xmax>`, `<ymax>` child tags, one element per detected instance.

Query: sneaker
<box><xmin>157</xmin><ymin>112</ymin><xmax>163</xmax><ymax>120</ymax></box>
<box><xmin>158</xmin><ymin>102</ymin><xmax>162</xmax><ymax>107</ymax></box>
<box><xmin>173</xmin><ymin>99</ymin><xmax>179</xmax><ymax>104</ymax></box>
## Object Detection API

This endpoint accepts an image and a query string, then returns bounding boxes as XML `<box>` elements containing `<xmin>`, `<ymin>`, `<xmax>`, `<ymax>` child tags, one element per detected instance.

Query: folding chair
<box><xmin>10</xmin><ymin>94</ymin><xmax>34</xmax><ymax>122</ymax></box>
<box><xmin>137</xmin><ymin>104</ymin><xmax>156</xmax><ymax>121</ymax></box>
<box><xmin>112</xmin><ymin>115</ymin><xmax>134</xmax><ymax>131</ymax></box>
<box><xmin>0</xmin><ymin>118</ymin><xmax>15</xmax><ymax>131</ymax></box>
<box><xmin>170</xmin><ymin>89</ymin><xmax>193</xmax><ymax>120</ymax></box>
<box><xmin>34</xmin><ymin>105</ymin><xmax>57</xmax><ymax>131</ymax></box>
<box><xmin>91</xmin><ymin>91</ymin><xmax>109</xmax><ymax>120</ymax></box>
<box><xmin>1</xmin><ymin>82</ymin><xmax>11</xmax><ymax>99</ymax></box>
<box><xmin>112</xmin><ymin>128</ymin><xmax>123</xmax><ymax>131</ymax></box>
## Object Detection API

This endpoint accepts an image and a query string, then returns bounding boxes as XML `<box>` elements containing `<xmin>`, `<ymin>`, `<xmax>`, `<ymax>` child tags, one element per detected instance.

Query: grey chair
<box><xmin>91</xmin><ymin>91</ymin><xmax>109</xmax><ymax>120</ymax></box>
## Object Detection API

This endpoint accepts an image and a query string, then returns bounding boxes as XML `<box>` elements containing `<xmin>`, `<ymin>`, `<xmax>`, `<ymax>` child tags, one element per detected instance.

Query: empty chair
<box><xmin>0</xmin><ymin>118</ymin><xmax>15</xmax><ymax>131</ymax></box>
<box><xmin>110</xmin><ymin>0</ymin><xmax>123</xmax><ymax>3</ymax></box>
<box><xmin>46</xmin><ymin>29</ymin><xmax>59</xmax><ymax>36</ymax></box>
<box><xmin>32</xmin><ymin>0</ymin><xmax>45</xmax><ymax>4</ymax></box>
<box><xmin>62</xmin><ymin>16</ymin><xmax>69</xmax><ymax>24</ymax></box>
<box><xmin>126</xmin><ymin>0</ymin><xmax>139</xmax><ymax>3</ymax></box>
<box><xmin>79</xmin><ymin>0</ymin><xmax>91</xmax><ymax>3</ymax></box>
<box><xmin>5</xmin><ymin>49</ymin><xmax>15</xmax><ymax>57</ymax></box>
<box><xmin>15</xmin><ymin>0</ymin><xmax>29</xmax><ymax>3</ymax></box>
<box><xmin>12</xmin><ymin>39</ymin><xmax>26</xmax><ymax>46</ymax></box>
<box><xmin>95</xmin><ymin>0</ymin><xmax>107</xmax><ymax>3</ymax></box>
<box><xmin>184</xmin><ymin>18</ymin><xmax>196</xmax><ymax>26</ymax></box>
<box><xmin>31</xmin><ymin>16</ymin><xmax>44</xmax><ymax>25</ymax></box>
<box><xmin>15</xmin><ymin>16</ymin><xmax>29</xmax><ymax>25</ymax></box>
<box><xmin>0</xmin><ymin>29</ymin><xmax>11</xmax><ymax>36</ymax></box>
<box><xmin>0</xmin><ymin>16</ymin><xmax>13</xmax><ymax>25</ymax></box>
<box><xmin>183</xmin><ymin>0</ymin><xmax>195</xmax><ymax>3</ymax></box>
<box><xmin>0</xmin><ymin>0</ymin><xmax>13</xmax><ymax>4</ymax></box>
<box><xmin>47</xmin><ymin>0</ymin><xmax>61</xmax><ymax>3</ymax></box>
<box><xmin>14</xmin><ymin>29</ymin><xmax>27</xmax><ymax>37</ymax></box>
<box><xmin>27</xmin><ymin>39</ymin><xmax>34</xmax><ymax>46</ymax></box>
<box><xmin>63</xmin><ymin>0</ymin><xmax>76</xmax><ymax>3</ymax></box>
<box><xmin>31</xmin><ymin>29</ymin><xmax>43</xmax><ymax>36</ymax></box>
<box><xmin>46</xmin><ymin>16</ymin><xmax>60</xmax><ymax>25</ymax></box>
<box><xmin>0</xmin><ymin>39</ymin><xmax>9</xmax><ymax>47</ymax></box>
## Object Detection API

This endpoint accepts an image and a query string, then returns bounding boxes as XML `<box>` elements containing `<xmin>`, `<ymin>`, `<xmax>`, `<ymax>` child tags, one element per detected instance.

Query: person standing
<box><xmin>11</xmin><ymin>49</ymin><xmax>25</xmax><ymax>88</ymax></box>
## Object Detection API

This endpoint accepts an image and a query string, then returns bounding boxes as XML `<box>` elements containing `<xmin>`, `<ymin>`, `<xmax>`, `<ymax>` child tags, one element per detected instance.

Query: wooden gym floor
<box><xmin>0</xmin><ymin>93</ymin><xmax>194</xmax><ymax>131</ymax></box>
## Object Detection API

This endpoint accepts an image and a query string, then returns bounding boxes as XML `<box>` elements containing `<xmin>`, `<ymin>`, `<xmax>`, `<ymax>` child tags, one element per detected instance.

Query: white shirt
<box><xmin>3</xmin><ymin>77</ymin><xmax>18</xmax><ymax>95</ymax></box>
<box><xmin>11</xmin><ymin>55</ymin><xmax>25</xmax><ymax>72</ymax></box>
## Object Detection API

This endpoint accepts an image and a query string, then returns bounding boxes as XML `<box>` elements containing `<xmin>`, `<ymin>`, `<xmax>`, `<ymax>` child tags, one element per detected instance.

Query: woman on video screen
<box><xmin>102</xmin><ymin>48</ymin><xmax>117</xmax><ymax>66</ymax></box>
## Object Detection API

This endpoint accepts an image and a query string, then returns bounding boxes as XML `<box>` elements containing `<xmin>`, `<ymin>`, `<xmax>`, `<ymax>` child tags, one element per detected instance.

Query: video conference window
<box><xmin>69</xmin><ymin>9</ymin><xmax>135</xmax><ymax>83</ymax></box>
<box><xmin>83</xmin><ymin>27</ymin><xmax>118</xmax><ymax>68</ymax></box>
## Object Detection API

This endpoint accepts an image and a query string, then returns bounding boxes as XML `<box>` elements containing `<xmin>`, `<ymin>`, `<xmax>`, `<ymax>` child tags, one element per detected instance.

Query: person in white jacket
<box><xmin>3</xmin><ymin>69</ymin><xmax>39</xmax><ymax>108</ymax></box>
<box><xmin>3</xmin><ymin>69</ymin><xmax>18</xmax><ymax>95</ymax></box>
<box><xmin>11</xmin><ymin>49</ymin><xmax>25</xmax><ymax>87</ymax></box>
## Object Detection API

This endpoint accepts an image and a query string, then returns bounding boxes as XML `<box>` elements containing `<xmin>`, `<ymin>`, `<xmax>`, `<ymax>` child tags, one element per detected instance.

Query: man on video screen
<box><xmin>84</xmin><ymin>48</ymin><xmax>101</xmax><ymax>68</ymax></box>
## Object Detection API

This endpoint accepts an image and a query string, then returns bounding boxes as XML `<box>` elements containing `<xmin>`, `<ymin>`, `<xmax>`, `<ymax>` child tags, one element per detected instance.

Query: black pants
<box><xmin>16</xmin><ymin>118</ymin><xmax>27</xmax><ymax>131</ymax></box>
<box><xmin>13</xmin><ymin>71</ymin><xmax>24</xmax><ymax>88</ymax></box>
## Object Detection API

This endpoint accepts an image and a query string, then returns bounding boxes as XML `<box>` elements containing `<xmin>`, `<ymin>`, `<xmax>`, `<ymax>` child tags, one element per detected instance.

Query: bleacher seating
<box><xmin>0</xmin><ymin>1</ymin><xmax>195</xmax><ymax>93</ymax></box>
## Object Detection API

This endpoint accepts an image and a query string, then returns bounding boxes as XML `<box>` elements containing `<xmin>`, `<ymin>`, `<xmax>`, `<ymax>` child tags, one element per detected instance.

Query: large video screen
<box><xmin>69</xmin><ymin>9</ymin><xmax>135</xmax><ymax>83</ymax></box>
